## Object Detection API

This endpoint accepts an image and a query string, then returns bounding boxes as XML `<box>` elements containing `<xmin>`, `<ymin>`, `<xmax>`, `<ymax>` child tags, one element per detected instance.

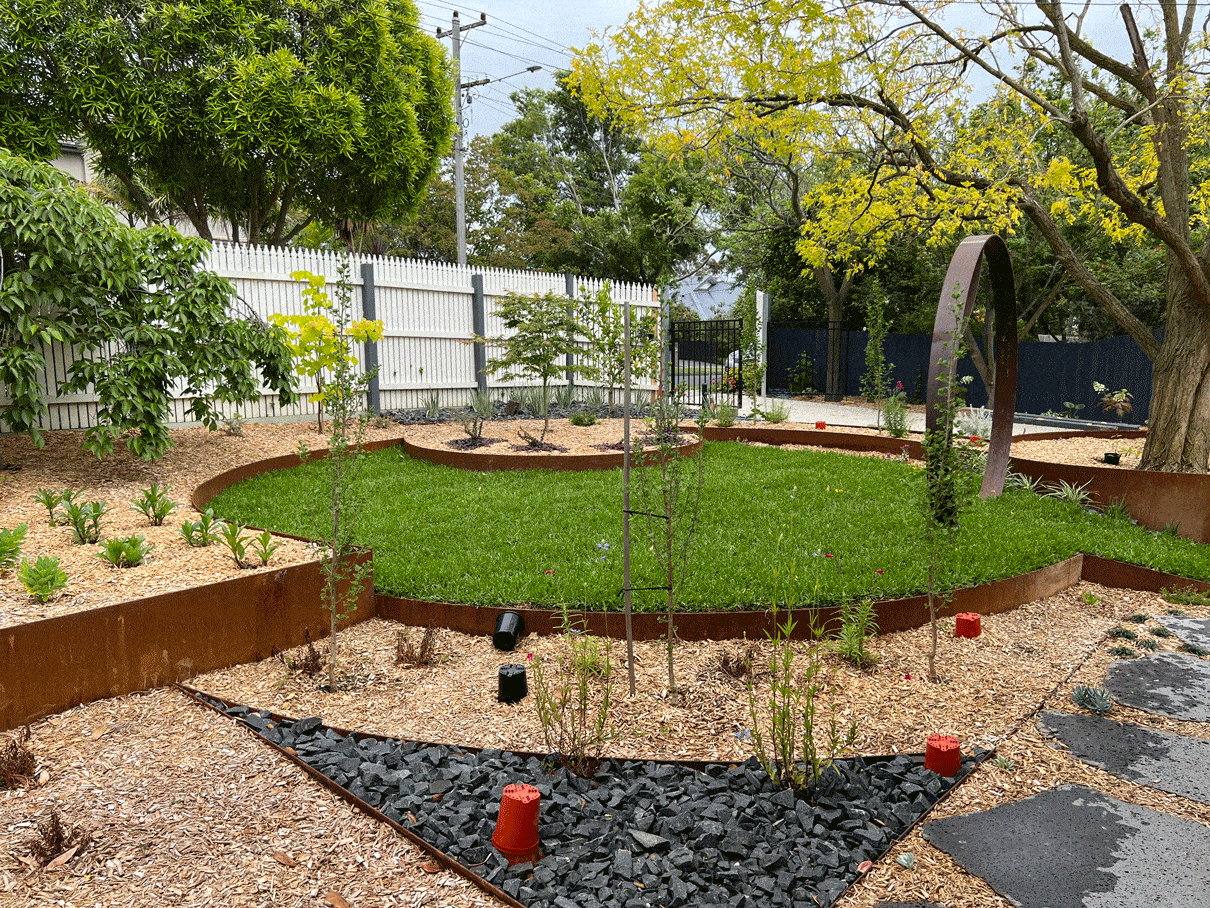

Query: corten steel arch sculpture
<box><xmin>926</xmin><ymin>235</ymin><xmax>1019</xmax><ymax>498</ymax></box>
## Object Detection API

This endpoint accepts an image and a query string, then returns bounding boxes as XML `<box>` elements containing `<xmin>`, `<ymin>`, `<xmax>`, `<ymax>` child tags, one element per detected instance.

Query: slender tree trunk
<box><xmin>1140</xmin><ymin>269</ymin><xmax>1210</xmax><ymax>472</ymax></box>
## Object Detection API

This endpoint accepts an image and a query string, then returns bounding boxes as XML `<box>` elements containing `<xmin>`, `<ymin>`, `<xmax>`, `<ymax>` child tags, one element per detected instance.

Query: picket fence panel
<box><xmin>1</xmin><ymin>243</ymin><xmax>660</xmax><ymax>433</ymax></box>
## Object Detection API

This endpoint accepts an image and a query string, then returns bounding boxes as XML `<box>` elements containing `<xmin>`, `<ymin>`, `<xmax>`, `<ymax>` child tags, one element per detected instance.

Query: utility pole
<box><xmin>437</xmin><ymin>11</ymin><xmax>487</xmax><ymax>266</ymax></box>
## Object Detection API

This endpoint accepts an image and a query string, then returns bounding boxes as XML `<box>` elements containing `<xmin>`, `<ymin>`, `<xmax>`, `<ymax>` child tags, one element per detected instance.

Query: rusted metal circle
<box><xmin>926</xmin><ymin>235</ymin><xmax>1019</xmax><ymax>498</ymax></box>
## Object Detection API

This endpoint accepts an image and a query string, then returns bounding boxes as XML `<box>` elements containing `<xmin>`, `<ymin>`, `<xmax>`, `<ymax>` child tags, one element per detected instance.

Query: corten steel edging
<box><xmin>401</xmin><ymin>435</ymin><xmax>703</xmax><ymax>472</ymax></box>
<box><xmin>1009</xmin><ymin>454</ymin><xmax>1210</xmax><ymax>542</ymax></box>
<box><xmin>178</xmin><ymin>686</ymin><xmax>527</xmax><ymax>908</ymax></box>
<box><xmin>926</xmin><ymin>235</ymin><xmax>1019</xmax><ymax>498</ymax></box>
<box><xmin>1079</xmin><ymin>553</ymin><xmax>1210</xmax><ymax>594</ymax></box>
<box><xmin>0</xmin><ymin>554</ymin><xmax>374</xmax><ymax>732</ymax></box>
<box><xmin>178</xmin><ymin>685</ymin><xmax>982</xmax><ymax>908</ymax></box>
<box><xmin>376</xmin><ymin>555</ymin><xmax>1085</xmax><ymax>642</ymax></box>
<box><xmin>699</xmin><ymin>425</ymin><xmax>925</xmax><ymax>459</ymax></box>
<box><xmin>191</xmin><ymin>437</ymin><xmax>405</xmax><ymax>511</ymax></box>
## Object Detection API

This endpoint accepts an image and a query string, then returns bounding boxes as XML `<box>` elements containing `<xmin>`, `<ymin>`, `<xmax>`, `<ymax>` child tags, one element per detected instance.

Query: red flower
<box><xmin>904</xmin><ymin>673</ymin><xmax>912</xmax><ymax>680</ymax></box>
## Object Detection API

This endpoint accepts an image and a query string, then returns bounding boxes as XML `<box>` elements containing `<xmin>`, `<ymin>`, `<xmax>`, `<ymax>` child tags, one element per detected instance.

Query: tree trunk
<box><xmin>1140</xmin><ymin>270</ymin><xmax>1210</xmax><ymax>472</ymax></box>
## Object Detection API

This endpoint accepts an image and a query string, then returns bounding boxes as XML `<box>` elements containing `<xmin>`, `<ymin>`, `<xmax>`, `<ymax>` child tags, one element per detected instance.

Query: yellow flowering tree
<box><xmin>272</xmin><ymin>271</ymin><xmax>384</xmax><ymax>432</ymax></box>
<box><xmin>573</xmin><ymin>0</ymin><xmax>1210</xmax><ymax>472</ymax></box>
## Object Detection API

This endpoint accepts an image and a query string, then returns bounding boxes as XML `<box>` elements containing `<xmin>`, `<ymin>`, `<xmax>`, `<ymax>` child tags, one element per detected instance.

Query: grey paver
<box><xmin>1157</xmin><ymin>614</ymin><xmax>1210</xmax><ymax>651</ymax></box>
<box><xmin>1038</xmin><ymin>710</ymin><xmax>1210</xmax><ymax>805</ymax></box>
<box><xmin>1105</xmin><ymin>650</ymin><xmax>1210</xmax><ymax>722</ymax></box>
<box><xmin>923</xmin><ymin>785</ymin><xmax>1210</xmax><ymax>908</ymax></box>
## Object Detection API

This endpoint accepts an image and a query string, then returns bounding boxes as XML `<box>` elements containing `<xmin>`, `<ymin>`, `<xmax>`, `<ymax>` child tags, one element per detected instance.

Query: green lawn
<box><xmin>208</xmin><ymin>441</ymin><xmax>1210</xmax><ymax>610</ymax></box>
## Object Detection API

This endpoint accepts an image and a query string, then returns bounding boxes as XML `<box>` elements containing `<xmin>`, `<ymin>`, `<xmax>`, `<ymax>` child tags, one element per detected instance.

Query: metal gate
<box><xmin>669</xmin><ymin>318</ymin><xmax>743</xmax><ymax>407</ymax></box>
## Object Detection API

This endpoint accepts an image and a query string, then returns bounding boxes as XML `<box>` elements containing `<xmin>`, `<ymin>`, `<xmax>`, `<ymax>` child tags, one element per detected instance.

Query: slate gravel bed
<box><xmin>198</xmin><ymin>696</ymin><xmax>982</xmax><ymax>908</ymax></box>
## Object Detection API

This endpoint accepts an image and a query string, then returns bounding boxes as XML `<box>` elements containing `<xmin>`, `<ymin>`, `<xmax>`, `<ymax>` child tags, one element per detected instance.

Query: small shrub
<box><xmin>835</xmin><ymin>597</ymin><xmax>879</xmax><ymax>670</ymax></box>
<box><xmin>97</xmin><ymin>535</ymin><xmax>152</xmax><ymax>568</ymax></box>
<box><xmin>714</xmin><ymin>402</ymin><xmax>738</xmax><ymax>427</ymax></box>
<box><xmin>295</xmin><ymin>640</ymin><xmax>325</xmax><ymax>676</ymax></box>
<box><xmin>1124</xmin><ymin>613</ymin><xmax>1149</xmax><ymax>623</ymax></box>
<box><xmin>1109</xmin><ymin>645</ymin><xmax>1138</xmax><ymax>658</ymax></box>
<box><xmin>1179</xmin><ymin>641</ymin><xmax>1210</xmax><ymax>657</ymax></box>
<box><xmin>570</xmin><ymin>411</ymin><xmax>597</xmax><ymax>427</ymax></box>
<box><xmin>217</xmin><ymin>521</ymin><xmax>252</xmax><ymax>568</ymax></box>
<box><xmin>0</xmin><ymin>727</ymin><xmax>36</xmax><ymax>789</ymax></box>
<box><xmin>1071</xmin><ymin>684</ymin><xmax>1114</xmax><ymax>715</ymax></box>
<box><xmin>222</xmin><ymin>412</ymin><xmax>245</xmax><ymax>436</ymax></box>
<box><xmin>1149</xmin><ymin>626</ymin><xmax>1174</xmax><ymax>638</ymax></box>
<box><xmin>179</xmin><ymin>509</ymin><xmax>221</xmax><ymax>547</ymax></box>
<box><xmin>395</xmin><ymin>627</ymin><xmax>439</xmax><ymax>667</ymax></box>
<box><xmin>26</xmin><ymin>810</ymin><xmax>91</xmax><ymax>867</ymax></box>
<box><xmin>19</xmin><ymin>556</ymin><xmax>67</xmax><ymax>602</ymax></box>
<box><xmin>1161</xmin><ymin>587</ymin><xmax>1208</xmax><ymax>608</ymax></box>
<box><xmin>1107</xmin><ymin>626</ymin><xmax>1137</xmax><ymax>640</ymax></box>
<box><xmin>457</xmin><ymin>409</ymin><xmax>485</xmax><ymax>442</ymax></box>
<box><xmin>247</xmin><ymin>530</ymin><xmax>281</xmax><ymax>566</ymax></box>
<box><xmin>132</xmin><ymin>483</ymin><xmax>176</xmax><ymax>526</ymax></box>
<box><xmin>63</xmin><ymin>499</ymin><xmax>108</xmax><ymax>544</ymax></box>
<box><xmin>753</xmin><ymin>400</ymin><xmax>791</xmax><ymax>423</ymax></box>
<box><xmin>1137</xmin><ymin>637</ymin><xmax>1160</xmax><ymax>651</ymax></box>
<box><xmin>1082</xmin><ymin>592</ymin><xmax>1101</xmax><ymax>607</ymax></box>
<box><xmin>993</xmin><ymin>754</ymin><xmax>1014</xmax><ymax>771</ymax></box>
<box><xmin>884</xmin><ymin>384</ymin><xmax>909</xmax><ymax>438</ymax></box>
<box><xmin>0</xmin><ymin>523</ymin><xmax>27</xmax><ymax>573</ymax></box>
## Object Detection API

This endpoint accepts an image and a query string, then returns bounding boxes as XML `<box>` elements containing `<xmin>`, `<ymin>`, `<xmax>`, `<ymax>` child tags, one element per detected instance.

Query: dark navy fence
<box><xmin>767</xmin><ymin>323</ymin><xmax>1160</xmax><ymax>424</ymax></box>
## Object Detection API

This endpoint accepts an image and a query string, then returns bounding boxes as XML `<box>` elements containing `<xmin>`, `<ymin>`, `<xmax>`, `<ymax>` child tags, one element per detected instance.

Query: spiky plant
<box><xmin>1071</xmin><ymin>684</ymin><xmax>1114</xmax><ymax>715</ymax></box>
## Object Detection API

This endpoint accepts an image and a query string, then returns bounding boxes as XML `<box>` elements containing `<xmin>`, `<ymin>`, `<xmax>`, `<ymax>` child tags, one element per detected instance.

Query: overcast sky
<box><xmin>416</xmin><ymin>1</ymin><xmax>641</xmax><ymax>137</ymax></box>
<box><xmin>415</xmin><ymin>1</ymin><xmax>1137</xmax><ymax>138</ymax></box>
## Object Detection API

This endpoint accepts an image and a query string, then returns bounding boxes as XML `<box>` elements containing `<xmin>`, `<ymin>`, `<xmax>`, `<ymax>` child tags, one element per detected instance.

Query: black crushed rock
<box><xmin>383</xmin><ymin>402</ymin><xmax>731</xmax><ymax>427</ymax></box>
<box><xmin>197</xmin><ymin>695</ymin><xmax>982</xmax><ymax>908</ymax></box>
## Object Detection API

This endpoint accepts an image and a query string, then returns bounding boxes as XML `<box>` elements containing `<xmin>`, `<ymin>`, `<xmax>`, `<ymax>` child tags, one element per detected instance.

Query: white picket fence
<box><xmin>3</xmin><ymin>243</ymin><xmax>660</xmax><ymax>432</ymax></box>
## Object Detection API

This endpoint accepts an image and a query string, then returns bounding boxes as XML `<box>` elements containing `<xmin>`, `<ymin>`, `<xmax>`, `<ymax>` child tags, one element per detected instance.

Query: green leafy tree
<box><xmin>576</xmin><ymin>284</ymin><xmax>662</xmax><ymax>413</ymax></box>
<box><xmin>2</xmin><ymin>0</ymin><xmax>453</xmax><ymax>245</ymax></box>
<box><xmin>477</xmin><ymin>292</ymin><xmax>585</xmax><ymax>438</ymax></box>
<box><xmin>0</xmin><ymin>152</ymin><xmax>296</xmax><ymax>460</ymax></box>
<box><xmin>574</xmin><ymin>0</ymin><xmax>1210</xmax><ymax>472</ymax></box>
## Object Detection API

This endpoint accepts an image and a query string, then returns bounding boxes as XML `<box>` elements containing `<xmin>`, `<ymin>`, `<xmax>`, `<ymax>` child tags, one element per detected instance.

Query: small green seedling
<box><xmin>0</xmin><ymin>524</ymin><xmax>28</xmax><ymax>573</ymax></box>
<box><xmin>132</xmin><ymin>484</ymin><xmax>176</xmax><ymax>526</ymax></box>
<box><xmin>1107</xmin><ymin>626</ymin><xmax>1137</xmax><ymax>640</ymax></box>
<box><xmin>1109</xmin><ymin>645</ymin><xmax>1137</xmax><ymax>658</ymax></box>
<box><xmin>993</xmin><ymin>755</ymin><xmax>1015</xmax><ymax>771</ymax></box>
<box><xmin>1124</xmin><ymin>613</ymin><xmax>1149</xmax><ymax>624</ymax></box>
<box><xmin>1071</xmin><ymin>684</ymin><xmax>1113</xmax><ymax>715</ymax></box>
<box><xmin>247</xmin><ymin>530</ymin><xmax>280</xmax><ymax>566</ymax></box>
<box><xmin>18</xmin><ymin>556</ymin><xmax>67</xmax><ymax>603</ymax></box>
<box><xmin>1160</xmin><ymin>587</ymin><xmax>1208</xmax><ymax>608</ymax></box>
<box><xmin>97</xmin><ymin>535</ymin><xmax>152</xmax><ymax>568</ymax></box>
<box><xmin>31</xmin><ymin>489</ymin><xmax>62</xmax><ymax>525</ymax></box>
<box><xmin>1082</xmin><ymin>592</ymin><xmax>1100</xmax><ymax>607</ymax></box>
<box><xmin>218</xmin><ymin>521</ymin><xmax>251</xmax><ymax>568</ymax></box>
<box><xmin>179</xmin><ymin>509</ymin><xmax>221</xmax><ymax>547</ymax></box>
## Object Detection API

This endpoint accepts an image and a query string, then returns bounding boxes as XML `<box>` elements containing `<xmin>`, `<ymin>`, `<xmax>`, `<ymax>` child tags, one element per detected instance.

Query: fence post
<box><xmin>564</xmin><ymin>272</ymin><xmax>576</xmax><ymax>389</ymax></box>
<box><xmin>360</xmin><ymin>263</ymin><xmax>381</xmax><ymax>416</ymax></box>
<box><xmin>472</xmin><ymin>273</ymin><xmax>487</xmax><ymax>393</ymax></box>
<box><xmin>759</xmin><ymin>290</ymin><xmax>771</xmax><ymax>400</ymax></box>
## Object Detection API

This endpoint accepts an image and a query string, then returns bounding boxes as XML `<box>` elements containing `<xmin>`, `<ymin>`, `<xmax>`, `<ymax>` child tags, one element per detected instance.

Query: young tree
<box><xmin>0</xmin><ymin>152</ymin><xmax>296</xmax><ymax>460</ymax></box>
<box><xmin>2</xmin><ymin>0</ymin><xmax>452</xmax><ymax>245</ymax></box>
<box><xmin>573</xmin><ymin>0</ymin><xmax>1210</xmax><ymax>472</ymax></box>
<box><xmin>271</xmin><ymin>276</ymin><xmax>383</xmax><ymax>434</ymax></box>
<box><xmin>477</xmin><ymin>292</ymin><xmax>585</xmax><ymax>439</ymax></box>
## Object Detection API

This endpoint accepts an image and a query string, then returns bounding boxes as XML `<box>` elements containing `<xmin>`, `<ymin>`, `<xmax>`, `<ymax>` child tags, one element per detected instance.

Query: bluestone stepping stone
<box><xmin>1038</xmin><ymin>710</ymin><xmax>1210</xmax><ymax>805</ymax></box>
<box><xmin>1105</xmin><ymin>650</ymin><xmax>1210</xmax><ymax>721</ymax></box>
<box><xmin>923</xmin><ymin>785</ymin><xmax>1210</xmax><ymax>908</ymax></box>
<box><xmin>1157</xmin><ymin>614</ymin><xmax>1210</xmax><ymax>651</ymax></box>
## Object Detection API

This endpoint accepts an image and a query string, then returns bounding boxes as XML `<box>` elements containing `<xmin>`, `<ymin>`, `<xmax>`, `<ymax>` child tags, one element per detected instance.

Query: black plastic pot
<box><xmin>1104</xmin><ymin>452</ymin><xmax>1121</xmax><ymax>465</ymax></box>
<box><xmin>498</xmin><ymin>664</ymin><xmax>528</xmax><ymax>703</ymax></box>
<box><xmin>493</xmin><ymin>610</ymin><xmax>525</xmax><ymax>651</ymax></box>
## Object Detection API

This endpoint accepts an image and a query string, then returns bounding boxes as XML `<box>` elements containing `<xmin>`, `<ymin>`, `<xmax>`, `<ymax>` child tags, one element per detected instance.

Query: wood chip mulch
<box><xmin>1</xmin><ymin>419</ymin><xmax>1206</xmax><ymax>908</ymax></box>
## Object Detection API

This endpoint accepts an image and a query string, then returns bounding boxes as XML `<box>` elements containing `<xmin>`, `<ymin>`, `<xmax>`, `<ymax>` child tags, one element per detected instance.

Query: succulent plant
<box><xmin>1072</xmin><ymin>684</ymin><xmax>1114</xmax><ymax>715</ymax></box>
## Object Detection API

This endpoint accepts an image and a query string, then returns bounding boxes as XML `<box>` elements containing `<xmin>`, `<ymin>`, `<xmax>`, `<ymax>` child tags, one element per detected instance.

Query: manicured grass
<box><xmin>209</xmin><ymin>441</ymin><xmax>1210</xmax><ymax>610</ymax></box>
